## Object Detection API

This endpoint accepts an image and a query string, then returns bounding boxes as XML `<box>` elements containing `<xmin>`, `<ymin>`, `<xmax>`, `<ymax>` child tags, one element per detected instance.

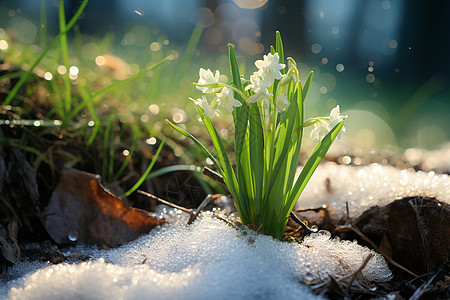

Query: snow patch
<box><xmin>1</xmin><ymin>210</ymin><xmax>391</xmax><ymax>299</ymax></box>
<box><xmin>297</xmin><ymin>163</ymin><xmax>449</xmax><ymax>219</ymax></box>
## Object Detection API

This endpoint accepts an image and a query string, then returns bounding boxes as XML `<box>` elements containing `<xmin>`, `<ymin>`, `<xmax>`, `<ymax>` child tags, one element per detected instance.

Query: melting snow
<box><xmin>297</xmin><ymin>163</ymin><xmax>449</xmax><ymax>220</ymax></box>
<box><xmin>3</xmin><ymin>162</ymin><xmax>447</xmax><ymax>299</ymax></box>
<box><xmin>1</xmin><ymin>208</ymin><xmax>391</xmax><ymax>299</ymax></box>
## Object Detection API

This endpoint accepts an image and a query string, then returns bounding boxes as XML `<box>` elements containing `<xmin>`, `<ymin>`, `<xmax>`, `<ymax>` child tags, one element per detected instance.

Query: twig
<box><xmin>289</xmin><ymin>211</ymin><xmax>319</xmax><ymax>234</ymax></box>
<box><xmin>137</xmin><ymin>190</ymin><xmax>192</xmax><ymax>214</ymax></box>
<box><xmin>187</xmin><ymin>194</ymin><xmax>218</xmax><ymax>225</ymax></box>
<box><xmin>346</xmin><ymin>253</ymin><xmax>373</xmax><ymax>290</ymax></box>
<box><xmin>203</xmin><ymin>167</ymin><xmax>225</xmax><ymax>185</ymax></box>
<box><xmin>137</xmin><ymin>190</ymin><xmax>217</xmax><ymax>225</ymax></box>
<box><xmin>335</xmin><ymin>225</ymin><xmax>418</xmax><ymax>277</ymax></box>
<box><xmin>409</xmin><ymin>268</ymin><xmax>444</xmax><ymax>300</ymax></box>
<box><xmin>346</xmin><ymin>201</ymin><xmax>350</xmax><ymax>220</ymax></box>
<box><xmin>295</xmin><ymin>205</ymin><xmax>327</xmax><ymax>213</ymax></box>
<box><xmin>212</xmin><ymin>214</ymin><xmax>239</xmax><ymax>229</ymax></box>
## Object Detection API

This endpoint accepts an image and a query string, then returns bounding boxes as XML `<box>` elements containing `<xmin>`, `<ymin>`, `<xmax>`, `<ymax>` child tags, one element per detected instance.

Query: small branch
<box><xmin>289</xmin><ymin>211</ymin><xmax>319</xmax><ymax>234</ymax></box>
<box><xmin>187</xmin><ymin>194</ymin><xmax>218</xmax><ymax>225</ymax></box>
<box><xmin>346</xmin><ymin>253</ymin><xmax>373</xmax><ymax>290</ymax></box>
<box><xmin>137</xmin><ymin>190</ymin><xmax>192</xmax><ymax>214</ymax></box>
<box><xmin>203</xmin><ymin>167</ymin><xmax>225</xmax><ymax>185</ymax></box>
<box><xmin>137</xmin><ymin>190</ymin><xmax>218</xmax><ymax>226</ymax></box>
<box><xmin>409</xmin><ymin>268</ymin><xmax>444</xmax><ymax>300</ymax></box>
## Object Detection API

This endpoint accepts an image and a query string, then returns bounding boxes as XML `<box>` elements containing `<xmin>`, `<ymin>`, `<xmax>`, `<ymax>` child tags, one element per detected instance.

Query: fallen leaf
<box><xmin>355</xmin><ymin>196</ymin><xmax>450</xmax><ymax>274</ymax></box>
<box><xmin>42</xmin><ymin>168</ymin><xmax>165</xmax><ymax>246</ymax></box>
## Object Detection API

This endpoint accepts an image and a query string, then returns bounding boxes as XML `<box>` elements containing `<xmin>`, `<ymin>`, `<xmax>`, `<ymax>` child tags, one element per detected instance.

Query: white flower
<box><xmin>196</xmin><ymin>68</ymin><xmax>220</xmax><ymax>93</ymax></box>
<box><xmin>310</xmin><ymin>105</ymin><xmax>346</xmax><ymax>140</ymax></box>
<box><xmin>328</xmin><ymin>105</ymin><xmax>346</xmax><ymax>139</ymax></box>
<box><xmin>216</xmin><ymin>87</ymin><xmax>242</xmax><ymax>112</ymax></box>
<box><xmin>245</xmin><ymin>72</ymin><xmax>271</xmax><ymax>104</ymax></box>
<box><xmin>254</xmin><ymin>53</ymin><xmax>285</xmax><ymax>87</ymax></box>
<box><xmin>191</xmin><ymin>96</ymin><xmax>217</xmax><ymax>119</ymax></box>
<box><xmin>310</xmin><ymin>119</ymin><xmax>330</xmax><ymax>141</ymax></box>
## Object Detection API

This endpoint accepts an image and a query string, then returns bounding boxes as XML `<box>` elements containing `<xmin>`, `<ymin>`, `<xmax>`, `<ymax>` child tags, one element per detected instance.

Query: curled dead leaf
<box><xmin>42</xmin><ymin>168</ymin><xmax>165</xmax><ymax>246</ymax></box>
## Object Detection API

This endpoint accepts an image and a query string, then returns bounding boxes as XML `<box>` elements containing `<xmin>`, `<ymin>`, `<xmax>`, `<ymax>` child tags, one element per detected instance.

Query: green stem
<box><xmin>123</xmin><ymin>140</ymin><xmax>165</xmax><ymax>198</ymax></box>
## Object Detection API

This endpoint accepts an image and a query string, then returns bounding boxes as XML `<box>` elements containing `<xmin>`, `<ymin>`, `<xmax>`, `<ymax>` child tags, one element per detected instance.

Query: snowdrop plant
<box><xmin>168</xmin><ymin>32</ymin><xmax>346</xmax><ymax>239</ymax></box>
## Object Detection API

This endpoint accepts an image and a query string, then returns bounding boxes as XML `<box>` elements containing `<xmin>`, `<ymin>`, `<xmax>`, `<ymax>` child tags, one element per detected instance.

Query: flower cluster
<box><xmin>191</xmin><ymin>53</ymin><xmax>346</xmax><ymax>140</ymax></box>
<box><xmin>169</xmin><ymin>32</ymin><xmax>348</xmax><ymax>239</ymax></box>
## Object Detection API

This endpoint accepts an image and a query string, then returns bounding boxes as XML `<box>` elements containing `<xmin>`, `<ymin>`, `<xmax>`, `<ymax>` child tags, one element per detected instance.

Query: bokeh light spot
<box><xmin>148</xmin><ymin>104</ymin><xmax>160</xmax><ymax>114</ymax></box>
<box><xmin>366</xmin><ymin>73</ymin><xmax>375</xmax><ymax>83</ymax></box>
<box><xmin>311</xmin><ymin>43</ymin><xmax>322</xmax><ymax>54</ymax></box>
<box><xmin>44</xmin><ymin>72</ymin><xmax>52</xmax><ymax>81</ymax></box>
<box><xmin>0</xmin><ymin>40</ymin><xmax>8</xmax><ymax>51</ymax></box>
<box><xmin>388</xmin><ymin>40</ymin><xmax>398</xmax><ymax>49</ymax></box>
<box><xmin>146</xmin><ymin>137</ymin><xmax>157</xmax><ymax>145</ymax></box>
<box><xmin>233</xmin><ymin>0</ymin><xmax>268</xmax><ymax>9</ymax></box>
<box><xmin>381</xmin><ymin>1</ymin><xmax>391</xmax><ymax>10</ymax></box>
<box><xmin>95</xmin><ymin>56</ymin><xmax>106</xmax><ymax>66</ymax></box>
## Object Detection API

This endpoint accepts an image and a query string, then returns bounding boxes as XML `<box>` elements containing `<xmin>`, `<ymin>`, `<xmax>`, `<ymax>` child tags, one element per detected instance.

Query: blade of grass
<box><xmin>122</xmin><ymin>140</ymin><xmax>165</xmax><ymax>198</ymax></box>
<box><xmin>58</xmin><ymin>0</ymin><xmax>72</xmax><ymax>114</ymax></box>
<box><xmin>77</xmin><ymin>84</ymin><xmax>101</xmax><ymax>147</ymax></box>
<box><xmin>175</xmin><ymin>25</ymin><xmax>204</xmax><ymax>84</ymax></box>
<box><xmin>3</xmin><ymin>0</ymin><xmax>89</xmax><ymax>106</ymax></box>
<box><xmin>166</xmin><ymin>119</ymin><xmax>221</xmax><ymax>173</ymax></box>
<box><xmin>0</xmin><ymin>137</ymin><xmax>49</xmax><ymax>164</ymax></box>
<box><xmin>0</xmin><ymin>72</ymin><xmax>25</xmax><ymax>82</ymax></box>
<box><xmin>102</xmin><ymin>116</ymin><xmax>114</xmax><ymax>179</ymax></box>
<box><xmin>146</xmin><ymin>164</ymin><xmax>201</xmax><ymax>179</ymax></box>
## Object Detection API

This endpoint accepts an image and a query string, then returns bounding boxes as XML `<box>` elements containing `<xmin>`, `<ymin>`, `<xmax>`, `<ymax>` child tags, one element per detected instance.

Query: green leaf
<box><xmin>286</xmin><ymin>119</ymin><xmax>346</xmax><ymax>215</ymax></box>
<box><xmin>249</xmin><ymin>103</ymin><xmax>264</xmax><ymax>217</ymax></box>
<box><xmin>275</xmin><ymin>31</ymin><xmax>284</xmax><ymax>71</ymax></box>
<box><xmin>302</xmin><ymin>71</ymin><xmax>313</xmax><ymax>102</ymax></box>
<box><xmin>198</xmin><ymin>107</ymin><xmax>239</xmax><ymax>201</ymax></box>
<box><xmin>228</xmin><ymin>44</ymin><xmax>243</xmax><ymax>92</ymax></box>
<box><xmin>166</xmin><ymin>119</ymin><xmax>221</xmax><ymax>173</ymax></box>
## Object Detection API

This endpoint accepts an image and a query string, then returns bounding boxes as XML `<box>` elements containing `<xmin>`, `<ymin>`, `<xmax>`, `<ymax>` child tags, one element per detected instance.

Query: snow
<box><xmin>297</xmin><ymin>163</ymin><xmax>449</xmax><ymax>220</ymax></box>
<box><xmin>1</xmin><ymin>209</ymin><xmax>391</xmax><ymax>299</ymax></box>
<box><xmin>3</xmin><ymin>161</ymin><xmax>448</xmax><ymax>299</ymax></box>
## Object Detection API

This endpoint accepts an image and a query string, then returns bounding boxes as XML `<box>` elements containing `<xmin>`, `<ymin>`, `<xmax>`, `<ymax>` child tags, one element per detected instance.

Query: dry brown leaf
<box><xmin>42</xmin><ymin>168</ymin><xmax>165</xmax><ymax>246</ymax></box>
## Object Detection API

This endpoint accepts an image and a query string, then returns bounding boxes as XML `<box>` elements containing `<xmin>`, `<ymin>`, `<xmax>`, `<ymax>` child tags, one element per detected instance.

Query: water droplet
<box><xmin>68</xmin><ymin>230</ymin><xmax>78</xmax><ymax>242</ymax></box>
<box><xmin>336</xmin><ymin>63</ymin><xmax>344</xmax><ymax>72</ymax></box>
<box><xmin>303</xmin><ymin>272</ymin><xmax>314</xmax><ymax>284</ymax></box>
